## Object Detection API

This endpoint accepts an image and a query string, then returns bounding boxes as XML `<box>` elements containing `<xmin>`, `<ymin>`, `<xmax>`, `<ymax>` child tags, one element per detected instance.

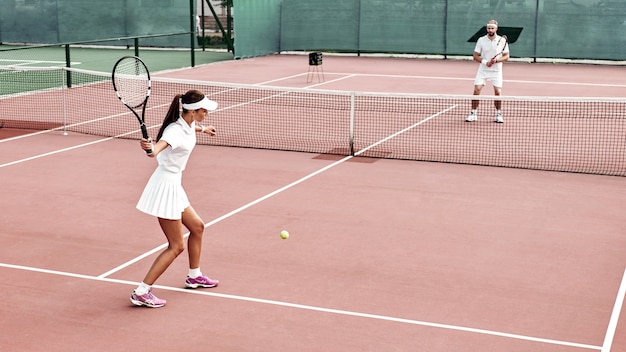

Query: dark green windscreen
<box><xmin>233</xmin><ymin>0</ymin><xmax>282</xmax><ymax>57</ymax></box>
<box><xmin>0</xmin><ymin>0</ymin><xmax>191</xmax><ymax>47</ymax></box>
<box><xmin>234</xmin><ymin>0</ymin><xmax>626</xmax><ymax>60</ymax></box>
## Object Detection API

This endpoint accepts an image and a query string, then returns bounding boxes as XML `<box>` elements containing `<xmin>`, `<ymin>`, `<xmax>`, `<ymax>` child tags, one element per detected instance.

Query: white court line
<box><xmin>253</xmin><ymin>72</ymin><xmax>309</xmax><ymax>85</ymax></box>
<box><xmin>0</xmin><ymin>118</ymin><xmax>151</xmax><ymax>168</ymax></box>
<box><xmin>253</xmin><ymin>71</ymin><xmax>357</xmax><ymax>88</ymax></box>
<box><xmin>0</xmin><ymin>109</ymin><xmax>144</xmax><ymax>144</ymax></box>
<box><xmin>0</xmin><ymin>59</ymin><xmax>81</xmax><ymax>65</ymax></box>
<box><xmin>252</xmin><ymin>71</ymin><xmax>626</xmax><ymax>89</ymax></box>
<box><xmin>315</xmin><ymin>72</ymin><xmax>626</xmax><ymax>88</ymax></box>
<box><xmin>602</xmin><ymin>268</ymin><xmax>626</xmax><ymax>352</ymax></box>
<box><xmin>0</xmin><ymin>128</ymin><xmax>63</xmax><ymax>143</ymax></box>
<box><xmin>0</xmin><ymin>137</ymin><xmax>116</xmax><ymax>168</ymax></box>
<box><xmin>305</xmin><ymin>74</ymin><xmax>356</xmax><ymax>89</ymax></box>
<box><xmin>0</xmin><ymin>262</ymin><xmax>602</xmax><ymax>350</ymax></box>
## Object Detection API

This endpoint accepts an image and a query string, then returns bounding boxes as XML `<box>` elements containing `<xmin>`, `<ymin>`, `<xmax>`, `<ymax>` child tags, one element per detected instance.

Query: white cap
<box><xmin>182</xmin><ymin>96</ymin><xmax>218</xmax><ymax>111</ymax></box>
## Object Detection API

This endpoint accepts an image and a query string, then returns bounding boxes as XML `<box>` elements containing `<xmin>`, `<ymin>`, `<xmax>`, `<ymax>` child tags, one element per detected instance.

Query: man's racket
<box><xmin>112</xmin><ymin>55</ymin><xmax>152</xmax><ymax>154</ymax></box>
<box><xmin>491</xmin><ymin>35</ymin><xmax>508</xmax><ymax>62</ymax></box>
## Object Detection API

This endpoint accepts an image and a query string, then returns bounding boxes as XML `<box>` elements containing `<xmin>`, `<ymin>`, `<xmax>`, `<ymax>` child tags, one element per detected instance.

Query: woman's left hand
<box><xmin>202</xmin><ymin>125</ymin><xmax>217</xmax><ymax>136</ymax></box>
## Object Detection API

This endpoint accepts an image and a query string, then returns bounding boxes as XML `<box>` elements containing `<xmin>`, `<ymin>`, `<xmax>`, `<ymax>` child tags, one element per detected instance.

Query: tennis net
<box><xmin>1</xmin><ymin>65</ymin><xmax>625</xmax><ymax>176</ymax></box>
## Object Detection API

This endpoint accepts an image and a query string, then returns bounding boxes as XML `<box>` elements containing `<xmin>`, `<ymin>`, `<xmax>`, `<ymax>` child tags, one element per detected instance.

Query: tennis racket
<box><xmin>491</xmin><ymin>35</ymin><xmax>508</xmax><ymax>62</ymax></box>
<box><xmin>112</xmin><ymin>55</ymin><xmax>152</xmax><ymax>154</ymax></box>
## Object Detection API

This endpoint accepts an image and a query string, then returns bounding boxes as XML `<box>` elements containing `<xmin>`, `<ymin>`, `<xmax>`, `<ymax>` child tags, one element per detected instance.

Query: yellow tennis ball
<box><xmin>280</xmin><ymin>230</ymin><xmax>289</xmax><ymax>239</ymax></box>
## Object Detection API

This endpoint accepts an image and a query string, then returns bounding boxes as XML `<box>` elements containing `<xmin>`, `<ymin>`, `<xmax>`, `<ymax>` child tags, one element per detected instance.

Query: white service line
<box><xmin>304</xmin><ymin>74</ymin><xmax>356</xmax><ymax>89</ymax></box>
<box><xmin>252</xmin><ymin>72</ymin><xmax>355</xmax><ymax>87</ymax></box>
<box><xmin>326</xmin><ymin>72</ymin><xmax>626</xmax><ymax>88</ymax></box>
<box><xmin>602</xmin><ymin>268</ymin><xmax>626</xmax><ymax>352</ymax></box>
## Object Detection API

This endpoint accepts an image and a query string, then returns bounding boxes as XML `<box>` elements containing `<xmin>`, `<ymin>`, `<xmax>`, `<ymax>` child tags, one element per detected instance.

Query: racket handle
<box><xmin>140</xmin><ymin>126</ymin><xmax>152</xmax><ymax>155</ymax></box>
<box><xmin>143</xmin><ymin>139</ymin><xmax>153</xmax><ymax>155</ymax></box>
<box><xmin>140</xmin><ymin>139</ymin><xmax>153</xmax><ymax>155</ymax></box>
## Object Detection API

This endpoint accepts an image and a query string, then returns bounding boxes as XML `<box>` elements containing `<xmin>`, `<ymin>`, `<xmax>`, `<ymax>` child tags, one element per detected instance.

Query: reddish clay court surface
<box><xmin>1</xmin><ymin>55</ymin><xmax>626</xmax><ymax>351</ymax></box>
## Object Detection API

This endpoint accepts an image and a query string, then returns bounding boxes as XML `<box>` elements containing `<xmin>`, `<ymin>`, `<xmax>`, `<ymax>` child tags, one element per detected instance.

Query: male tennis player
<box><xmin>466</xmin><ymin>19</ymin><xmax>510</xmax><ymax>123</ymax></box>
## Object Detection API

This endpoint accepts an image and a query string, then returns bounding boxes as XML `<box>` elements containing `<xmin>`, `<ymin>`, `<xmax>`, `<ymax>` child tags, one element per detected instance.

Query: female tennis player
<box><xmin>131</xmin><ymin>89</ymin><xmax>219</xmax><ymax>308</ymax></box>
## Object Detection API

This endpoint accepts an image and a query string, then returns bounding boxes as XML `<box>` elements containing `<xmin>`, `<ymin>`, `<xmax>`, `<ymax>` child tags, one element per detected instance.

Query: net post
<box><xmin>134</xmin><ymin>38</ymin><xmax>139</xmax><ymax>57</ymax></box>
<box><xmin>200</xmin><ymin>1</ymin><xmax>206</xmax><ymax>51</ymax></box>
<box><xmin>64</xmin><ymin>44</ymin><xmax>72</xmax><ymax>88</ymax></box>
<box><xmin>349</xmin><ymin>92</ymin><xmax>355</xmax><ymax>156</ymax></box>
<box><xmin>532</xmin><ymin>0</ymin><xmax>540</xmax><ymax>63</ymax></box>
<box><xmin>61</xmin><ymin>67</ymin><xmax>68</xmax><ymax>135</ymax></box>
<box><xmin>189</xmin><ymin>0</ymin><xmax>196</xmax><ymax>67</ymax></box>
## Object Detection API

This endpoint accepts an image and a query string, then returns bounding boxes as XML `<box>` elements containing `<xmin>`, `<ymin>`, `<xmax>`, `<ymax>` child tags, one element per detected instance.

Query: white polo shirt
<box><xmin>474</xmin><ymin>34</ymin><xmax>509</xmax><ymax>72</ymax></box>
<box><xmin>156</xmin><ymin>117</ymin><xmax>197</xmax><ymax>173</ymax></box>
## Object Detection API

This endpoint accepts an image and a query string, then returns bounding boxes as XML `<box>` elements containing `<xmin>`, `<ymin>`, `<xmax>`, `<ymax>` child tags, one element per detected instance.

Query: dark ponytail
<box><xmin>156</xmin><ymin>94</ymin><xmax>182</xmax><ymax>142</ymax></box>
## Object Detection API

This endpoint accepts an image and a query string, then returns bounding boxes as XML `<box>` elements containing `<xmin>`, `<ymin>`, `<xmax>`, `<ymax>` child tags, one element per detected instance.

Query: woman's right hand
<box><xmin>140</xmin><ymin>138</ymin><xmax>154</xmax><ymax>156</ymax></box>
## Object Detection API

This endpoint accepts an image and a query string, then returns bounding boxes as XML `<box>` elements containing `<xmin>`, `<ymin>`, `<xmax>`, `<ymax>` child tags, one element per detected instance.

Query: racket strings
<box><xmin>114</xmin><ymin>60</ymin><xmax>150</xmax><ymax>108</ymax></box>
<box><xmin>491</xmin><ymin>35</ymin><xmax>508</xmax><ymax>60</ymax></box>
<box><xmin>497</xmin><ymin>35</ymin><xmax>508</xmax><ymax>54</ymax></box>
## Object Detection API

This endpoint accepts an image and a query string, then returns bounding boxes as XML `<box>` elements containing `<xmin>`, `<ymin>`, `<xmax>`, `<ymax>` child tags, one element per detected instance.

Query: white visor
<box><xmin>182</xmin><ymin>96</ymin><xmax>218</xmax><ymax>111</ymax></box>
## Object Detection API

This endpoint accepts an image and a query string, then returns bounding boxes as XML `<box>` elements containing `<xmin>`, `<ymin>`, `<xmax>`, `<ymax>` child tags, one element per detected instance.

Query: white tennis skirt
<box><xmin>136</xmin><ymin>167</ymin><xmax>190</xmax><ymax>220</ymax></box>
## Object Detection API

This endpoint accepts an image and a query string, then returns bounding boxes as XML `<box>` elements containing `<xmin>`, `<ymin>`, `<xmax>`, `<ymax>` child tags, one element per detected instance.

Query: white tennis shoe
<box><xmin>495</xmin><ymin>111</ymin><xmax>504</xmax><ymax>123</ymax></box>
<box><xmin>465</xmin><ymin>111</ymin><xmax>477</xmax><ymax>122</ymax></box>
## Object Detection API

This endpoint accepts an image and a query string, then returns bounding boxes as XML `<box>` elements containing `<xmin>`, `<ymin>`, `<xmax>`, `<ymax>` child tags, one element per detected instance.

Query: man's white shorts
<box><xmin>474</xmin><ymin>68</ymin><xmax>503</xmax><ymax>88</ymax></box>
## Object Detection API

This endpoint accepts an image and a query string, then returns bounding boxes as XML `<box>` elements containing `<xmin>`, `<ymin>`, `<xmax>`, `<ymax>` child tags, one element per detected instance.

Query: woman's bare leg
<box><xmin>141</xmin><ymin>217</ymin><xmax>185</xmax><ymax>285</ymax></box>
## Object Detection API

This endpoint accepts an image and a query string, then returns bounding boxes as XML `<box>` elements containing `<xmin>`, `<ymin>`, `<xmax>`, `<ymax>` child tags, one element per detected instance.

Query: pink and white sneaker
<box><xmin>130</xmin><ymin>289</ymin><xmax>166</xmax><ymax>308</ymax></box>
<box><xmin>185</xmin><ymin>275</ymin><xmax>219</xmax><ymax>288</ymax></box>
